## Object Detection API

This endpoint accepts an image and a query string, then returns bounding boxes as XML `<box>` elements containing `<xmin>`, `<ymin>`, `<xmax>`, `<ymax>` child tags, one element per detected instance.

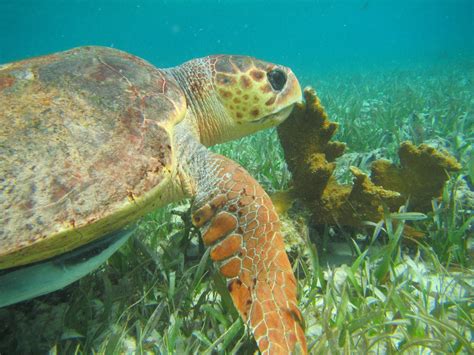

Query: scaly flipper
<box><xmin>191</xmin><ymin>153</ymin><xmax>306</xmax><ymax>354</ymax></box>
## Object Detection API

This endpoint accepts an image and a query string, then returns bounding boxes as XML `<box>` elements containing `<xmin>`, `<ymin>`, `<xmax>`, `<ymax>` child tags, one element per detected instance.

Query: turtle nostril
<box><xmin>267</xmin><ymin>69</ymin><xmax>287</xmax><ymax>91</ymax></box>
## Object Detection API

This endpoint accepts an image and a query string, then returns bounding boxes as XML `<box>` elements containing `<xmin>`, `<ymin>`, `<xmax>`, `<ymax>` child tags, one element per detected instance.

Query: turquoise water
<box><xmin>1</xmin><ymin>0</ymin><xmax>473</xmax><ymax>75</ymax></box>
<box><xmin>1</xmin><ymin>1</ymin><xmax>473</xmax><ymax>353</ymax></box>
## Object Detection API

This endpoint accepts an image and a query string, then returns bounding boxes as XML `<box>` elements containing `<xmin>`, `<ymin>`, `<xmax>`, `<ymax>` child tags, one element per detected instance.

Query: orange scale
<box><xmin>239</xmin><ymin>195</ymin><xmax>254</xmax><ymax>206</ymax></box>
<box><xmin>230</xmin><ymin>182</ymin><xmax>245</xmax><ymax>193</ymax></box>
<box><xmin>258</xmin><ymin>203</ymin><xmax>268</xmax><ymax>213</ymax></box>
<box><xmin>256</xmin><ymin>203</ymin><xmax>268</xmax><ymax>214</ymax></box>
<box><xmin>256</xmin><ymin>240</ymin><xmax>269</xmax><ymax>253</ymax></box>
<box><xmin>268</xmin><ymin>328</ymin><xmax>285</xmax><ymax>342</ymax></box>
<box><xmin>202</xmin><ymin>212</ymin><xmax>237</xmax><ymax>245</ymax></box>
<box><xmin>256</xmin><ymin>284</ymin><xmax>273</xmax><ymax>303</ymax></box>
<box><xmin>262</xmin><ymin>234</ymin><xmax>274</xmax><ymax>247</ymax></box>
<box><xmin>253</xmin><ymin>254</ymin><xmax>261</xmax><ymax>264</ymax></box>
<box><xmin>242</xmin><ymin>256</ymin><xmax>253</xmax><ymax>271</ymax></box>
<box><xmin>254</xmin><ymin>323</ymin><xmax>268</xmax><ymax>341</ymax></box>
<box><xmin>271</xmin><ymin>232</ymin><xmax>286</xmax><ymax>248</ymax></box>
<box><xmin>245</xmin><ymin>211</ymin><xmax>258</xmax><ymax>222</ymax></box>
<box><xmin>237</xmin><ymin>204</ymin><xmax>251</xmax><ymax>217</ymax></box>
<box><xmin>226</xmin><ymin>191</ymin><xmax>239</xmax><ymax>200</ymax></box>
<box><xmin>282</xmin><ymin>309</ymin><xmax>297</xmax><ymax>331</ymax></box>
<box><xmin>254</xmin><ymin>225</ymin><xmax>265</xmax><ymax>237</ymax></box>
<box><xmin>268</xmin><ymin>330</ymin><xmax>287</xmax><ymax>351</ymax></box>
<box><xmin>210</xmin><ymin>194</ymin><xmax>227</xmax><ymax>209</ymax></box>
<box><xmin>274</xmin><ymin>250</ymin><xmax>292</xmax><ymax>270</ymax></box>
<box><xmin>250</xmin><ymin>301</ymin><xmax>264</xmax><ymax>327</ymax></box>
<box><xmin>264</xmin><ymin>311</ymin><xmax>284</xmax><ymax>330</ymax></box>
<box><xmin>253</xmin><ymin>244</ymin><xmax>265</xmax><ymax>258</ymax></box>
<box><xmin>271</xmin><ymin>285</ymin><xmax>288</xmax><ymax>309</ymax></box>
<box><xmin>283</xmin><ymin>284</ymin><xmax>297</xmax><ymax>301</ymax></box>
<box><xmin>253</xmin><ymin>218</ymin><xmax>265</xmax><ymax>231</ymax></box>
<box><xmin>228</xmin><ymin>279</ymin><xmax>251</xmax><ymax>320</ymax></box>
<box><xmin>254</xmin><ymin>187</ymin><xmax>265</xmax><ymax>198</ymax></box>
<box><xmin>287</xmin><ymin>273</ymin><xmax>298</xmax><ymax>288</ymax></box>
<box><xmin>232</xmin><ymin>169</ymin><xmax>248</xmax><ymax>183</ymax></box>
<box><xmin>266</xmin><ymin>272</ymin><xmax>278</xmax><ymax>286</ymax></box>
<box><xmin>223</xmin><ymin>180</ymin><xmax>236</xmax><ymax>191</ymax></box>
<box><xmin>258</xmin><ymin>338</ymin><xmax>270</xmax><ymax>353</ymax></box>
<box><xmin>265</xmin><ymin>232</ymin><xmax>276</xmax><ymax>244</ymax></box>
<box><xmin>240</xmin><ymin>269</ymin><xmax>252</xmax><ymax>286</ymax></box>
<box><xmin>246</xmin><ymin>248</ymin><xmax>256</xmax><ymax>259</ymax></box>
<box><xmin>262</xmin><ymin>193</ymin><xmax>273</xmax><ymax>204</ymax></box>
<box><xmin>264</xmin><ymin>243</ymin><xmax>278</xmax><ymax>259</ymax></box>
<box><xmin>247</xmin><ymin>219</ymin><xmax>258</xmax><ymax>230</ymax></box>
<box><xmin>256</xmin><ymin>265</ymin><xmax>268</xmax><ymax>281</ymax></box>
<box><xmin>243</xmin><ymin>231</ymin><xmax>256</xmax><ymax>243</ymax></box>
<box><xmin>261</xmin><ymin>299</ymin><xmax>277</xmax><ymax>316</ymax></box>
<box><xmin>247</xmin><ymin>204</ymin><xmax>259</xmax><ymax>214</ymax></box>
<box><xmin>275</xmin><ymin>271</ymin><xmax>286</xmax><ymax>285</ymax></box>
<box><xmin>219</xmin><ymin>257</ymin><xmax>241</xmax><ymax>278</ymax></box>
<box><xmin>254</xmin><ymin>200</ymin><xmax>266</xmax><ymax>211</ymax></box>
<box><xmin>265</xmin><ymin>211</ymin><xmax>272</xmax><ymax>224</ymax></box>
<box><xmin>268</xmin><ymin>210</ymin><xmax>279</xmax><ymax>222</ymax></box>
<box><xmin>210</xmin><ymin>234</ymin><xmax>242</xmax><ymax>261</ymax></box>
<box><xmin>192</xmin><ymin>204</ymin><xmax>214</xmax><ymax>228</ymax></box>
<box><xmin>287</xmin><ymin>331</ymin><xmax>298</xmax><ymax>347</ymax></box>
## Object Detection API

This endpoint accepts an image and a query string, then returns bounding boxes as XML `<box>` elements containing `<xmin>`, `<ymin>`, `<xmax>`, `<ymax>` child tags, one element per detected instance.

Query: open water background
<box><xmin>1</xmin><ymin>0</ymin><xmax>472</xmax><ymax>77</ymax></box>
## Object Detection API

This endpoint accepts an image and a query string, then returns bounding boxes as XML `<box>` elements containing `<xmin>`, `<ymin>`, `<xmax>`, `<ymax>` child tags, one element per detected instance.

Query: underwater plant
<box><xmin>277</xmin><ymin>87</ymin><xmax>462</xmax><ymax>228</ymax></box>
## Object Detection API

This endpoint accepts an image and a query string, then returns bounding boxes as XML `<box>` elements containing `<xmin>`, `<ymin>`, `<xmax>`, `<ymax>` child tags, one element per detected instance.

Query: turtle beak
<box><xmin>288</xmin><ymin>69</ymin><xmax>303</xmax><ymax>105</ymax></box>
<box><xmin>276</xmin><ymin>66</ymin><xmax>302</xmax><ymax>109</ymax></box>
<box><xmin>254</xmin><ymin>67</ymin><xmax>301</xmax><ymax>127</ymax></box>
<box><xmin>253</xmin><ymin>104</ymin><xmax>294</xmax><ymax>127</ymax></box>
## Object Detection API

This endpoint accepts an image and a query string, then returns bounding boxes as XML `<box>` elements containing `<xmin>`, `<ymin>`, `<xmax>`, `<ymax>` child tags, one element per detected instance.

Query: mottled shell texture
<box><xmin>0</xmin><ymin>47</ymin><xmax>186</xmax><ymax>268</ymax></box>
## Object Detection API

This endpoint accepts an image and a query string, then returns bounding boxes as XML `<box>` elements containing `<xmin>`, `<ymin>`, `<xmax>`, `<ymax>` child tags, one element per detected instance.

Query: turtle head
<box><xmin>211</xmin><ymin>55</ymin><xmax>302</xmax><ymax>136</ymax></box>
<box><xmin>170</xmin><ymin>55</ymin><xmax>301</xmax><ymax>145</ymax></box>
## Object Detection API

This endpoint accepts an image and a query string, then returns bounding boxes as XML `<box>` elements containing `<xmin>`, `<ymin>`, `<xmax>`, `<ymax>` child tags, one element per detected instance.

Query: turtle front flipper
<box><xmin>191</xmin><ymin>153</ymin><xmax>307</xmax><ymax>354</ymax></box>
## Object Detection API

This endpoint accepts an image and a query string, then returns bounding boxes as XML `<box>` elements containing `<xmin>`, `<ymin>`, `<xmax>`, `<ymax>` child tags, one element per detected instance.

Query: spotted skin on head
<box><xmin>211</xmin><ymin>55</ymin><xmax>296</xmax><ymax>124</ymax></box>
<box><xmin>192</xmin><ymin>154</ymin><xmax>307</xmax><ymax>354</ymax></box>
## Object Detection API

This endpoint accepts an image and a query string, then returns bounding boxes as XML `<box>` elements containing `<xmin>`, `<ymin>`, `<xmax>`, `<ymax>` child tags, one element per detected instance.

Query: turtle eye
<box><xmin>267</xmin><ymin>69</ymin><xmax>287</xmax><ymax>91</ymax></box>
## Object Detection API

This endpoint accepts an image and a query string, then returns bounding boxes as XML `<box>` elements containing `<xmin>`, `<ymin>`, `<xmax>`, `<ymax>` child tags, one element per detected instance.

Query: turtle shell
<box><xmin>0</xmin><ymin>46</ymin><xmax>187</xmax><ymax>268</ymax></box>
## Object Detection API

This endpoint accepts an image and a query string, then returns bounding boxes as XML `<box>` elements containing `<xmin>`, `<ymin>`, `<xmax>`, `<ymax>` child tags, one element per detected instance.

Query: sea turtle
<box><xmin>0</xmin><ymin>46</ymin><xmax>306</xmax><ymax>353</ymax></box>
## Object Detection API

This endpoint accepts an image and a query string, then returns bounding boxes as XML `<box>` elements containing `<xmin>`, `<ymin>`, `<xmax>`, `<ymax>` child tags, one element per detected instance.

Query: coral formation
<box><xmin>277</xmin><ymin>87</ymin><xmax>345</xmax><ymax>202</ymax></box>
<box><xmin>371</xmin><ymin>142</ymin><xmax>461</xmax><ymax>211</ymax></box>
<box><xmin>277</xmin><ymin>87</ymin><xmax>461</xmax><ymax>227</ymax></box>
